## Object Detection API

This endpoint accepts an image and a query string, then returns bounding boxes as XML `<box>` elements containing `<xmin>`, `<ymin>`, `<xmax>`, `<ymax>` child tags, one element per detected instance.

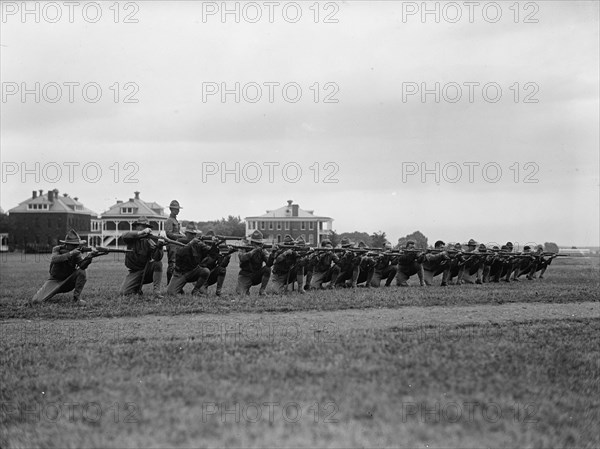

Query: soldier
<box><xmin>31</xmin><ymin>229</ymin><xmax>92</xmax><ymax>305</ymax></box>
<box><xmin>333</xmin><ymin>238</ymin><xmax>361</xmax><ymax>288</ymax></box>
<box><xmin>309</xmin><ymin>239</ymin><xmax>340</xmax><ymax>289</ymax></box>
<box><xmin>164</xmin><ymin>200</ymin><xmax>185</xmax><ymax>285</ymax></box>
<box><xmin>422</xmin><ymin>240</ymin><xmax>451</xmax><ymax>286</ymax></box>
<box><xmin>444</xmin><ymin>243</ymin><xmax>466</xmax><ymax>285</ymax></box>
<box><xmin>270</xmin><ymin>234</ymin><xmax>306</xmax><ymax>294</ymax></box>
<box><xmin>395</xmin><ymin>240</ymin><xmax>425</xmax><ymax>287</ymax></box>
<box><xmin>456</xmin><ymin>239</ymin><xmax>486</xmax><ymax>284</ymax></box>
<box><xmin>526</xmin><ymin>245</ymin><xmax>556</xmax><ymax>280</ymax></box>
<box><xmin>370</xmin><ymin>242</ymin><xmax>398</xmax><ymax>287</ymax></box>
<box><xmin>290</xmin><ymin>236</ymin><xmax>313</xmax><ymax>292</ymax></box>
<box><xmin>236</xmin><ymin>230</ymin><xmax>271</xmax><ymax>296</ymax></box>
<box><xmin>119</xmin><ymin>216</ymin><xmax>164</xmax><ymax>297</ymax></box>
<box><xmin>198</xmin><ymin>230</ymin><xmax>236</xmax><ymax>296</ymax></box>
<box><xmin>510</xmin><ymin>245</ymin><xmax>537</xmax><ymax>281</ymax></box>
<box><xmin>166</xmin><ymin>223</ymin><xmax>212</xmax><ymax>296</ymax></box>
<box><xmin>355</xmin><ymin>241</ymin><xmax>376</xmax><ymax>287</ymax></box>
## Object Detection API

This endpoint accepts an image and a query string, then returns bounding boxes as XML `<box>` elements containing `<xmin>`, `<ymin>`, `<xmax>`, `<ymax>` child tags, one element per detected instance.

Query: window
<box><xmin>319</xmin><ymin>221</ymin><xmax>323</xmax><ymax>231</ymax></box>
<box><xmin>260</xmin><ymin>221</ymin><xmax>265</xmax><ymax>230</ymax></box>
<box><xmin>301</xmin><ymin>221</ymin><xmax>306</xmax><ymax>230</ymax></box>
<box><xmin>28</xmin><ymin>204</ymin><xmax>48</xmax><ymax>210</ymax></box>
<box><xmin>309</xmin><ymin>234</ymin><xmax>314</xmax><ymax>244</ymax></box>
<box><xmin>269</xmin><ymin>222</ymin><xmax>273</xmax><ymax>230</ymax></box>
<box><xmin>121</xmin><ymin>207</ymin><xmax>134</xmax><ymax>214</ymax></box>
<box><xmin>277</xmin><ymin>235</ymin><xmax>282</xmax><ymax>243</ymax></box>
<box><xmin>309</xmin><ymin>222</ymin><xmax>314</xmax><ymax>231</ymax></box>
<box><xmin>277</xmin><ymin>222</ymin><xmax>281</xmax><ymax>231</ymax></box>
<box><xmin>285</xmin><ymin>221</ymin><xmax>290</xmax><ymax>230</ymax></box>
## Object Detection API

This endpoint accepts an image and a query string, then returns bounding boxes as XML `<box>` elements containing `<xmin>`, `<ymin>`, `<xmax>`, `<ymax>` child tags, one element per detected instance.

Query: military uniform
<box><xmin>31</xmin><ymin>230</ymin><xmax>89</xmax><ymax>304</ymax></box>
<box><xmin>333</xmin><ymin>238</ymin><xmax>361</xmax><ymax>288</ymax></box>
<box><xmin>421</xmin><ymin>240</ymin><xmax>450</xmax><ymax>286</ymax></box>
<box><xmin>166</xmin><ymin>223</ymin><xmax>211</xmax><ymax>295</ymax></box>
<box><xmin>394</xmin><ymin>240</ymin><xmax>424</xmax><ymax>287</ymax></box>
<box><xmin>164</xmin><ymin>200</ymin><xmax>185</xmax><ymax>285</ymax></box>
<box><xmin>456</xmin><ymin>240</ymin><xmax>485</xmax><ymax>284</ymax></box>
<box><xmin>236</xmin><ymin>230</ymin><xmax>271</xmax><ymax>295</ymax></box>
<box><xmin>270</xmin><ymin>235</ymin><xmax>305</xmax><ymax>294</ymax></box>
<box><xmin>120</xmin><ymin>217</ymin><xmax>164</xmax><ymax>296</ymax></box>
<box><xmin>309</xmin><ymin>239</ymin><xmax>340</xmax><ymax>289</ymax></box>
<box><xmin>526</xmin><ymin>246</ymin><xmax>555</xmax><ymax>279</ymax></box>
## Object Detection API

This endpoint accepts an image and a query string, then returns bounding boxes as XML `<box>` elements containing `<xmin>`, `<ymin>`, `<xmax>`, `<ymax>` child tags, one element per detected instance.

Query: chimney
<box><xmin>287</xmin><ymin>200</ymin><xmax>293</xmax><ymax>206</ymax></box>
<box><xmin>48</xmin><ymin>190</ymin><xmax>54</xmax><ymax>202</ymax></box>
<box><xmin>292</xmin><ymin>203</ymin><xmax>299</xmax><ymax>217</ymax></box>
<box><xmin>134</xmin><ymin>191</ymin><xmax>140</xmax><ymax>200</ymax></box>
<box><xmin>32</xmin><ymin>190</ymin><xmax>37</xmax><ymax>199</ymax></box>
<box><xmin>63</xmin><ymin>193</ymin><xmax>68</xmax><ymax>197</ymax></box>
<box><xmin>74</xmin><ymin>197</ymin><xmax>78</xmax><ymax>202</ymax></box>
<box><xmin>54</xmin><ymin>188</ymin><xmax>59</xmax><ymax>196</ymax></box>
<box><xmin>39</xmin><ymin>189</ymin><xmax>43</xmax><ymax>197</ymax></box>
<box><xmin>117</xmin><ymin>200</ymin><xmax>123</xmax><ymax>204</ymax></box>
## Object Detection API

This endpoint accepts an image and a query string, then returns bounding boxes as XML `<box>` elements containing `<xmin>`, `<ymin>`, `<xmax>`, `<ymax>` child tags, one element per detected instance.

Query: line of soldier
<box><xmin>30</xmin><ymin>199</ymin><xmax>561</xmax><ymax>304</ymax></box>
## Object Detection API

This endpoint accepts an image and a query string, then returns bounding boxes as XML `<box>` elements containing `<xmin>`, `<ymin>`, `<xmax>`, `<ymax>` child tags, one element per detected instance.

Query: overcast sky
<box><xmin>1</xmin><ymin>1</ymin><xmax>598</xmax><ymax>247</ymax></box>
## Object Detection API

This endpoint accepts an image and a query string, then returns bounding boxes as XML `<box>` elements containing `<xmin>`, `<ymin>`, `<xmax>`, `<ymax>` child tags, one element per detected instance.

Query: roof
<box><xmin>246</xmin><ymin>203</ymin><xmax>331</xmax><ymax>220</ymax></box>
<box><xmin>8</xmin><ymin>191</ymin><xmax>97</xmax><ymax>215</ymax></box>
<box><xmin>101</xmin><ymin>195</ymin><xmax>166</xmax><ymax>219</ymax></box>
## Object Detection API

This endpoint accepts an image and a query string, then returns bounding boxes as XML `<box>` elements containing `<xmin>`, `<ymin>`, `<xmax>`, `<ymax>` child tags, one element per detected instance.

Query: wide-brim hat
<box><xmin>59</xmin><ymin>229</ymin><xmax>85</xmax><ymax>245</ymax></box>
<box><xmin>340</xmin><ymin>237</ymin><xmax>352</xmax><ymax>248</ymax></box>
<box><xmin>184</xmin><ymin>223</ymin><xmax>200</xmax><ymax>234</ymax></box>
<box><xmin>467</xmin><ymin>239</ymin><xmax>477</xmax><ymax>246</ymax></box>
<box><xmin>132</xmin><ymin>216</ymin><xmax>153</xmax><ymax>228</ymax></box>
<box><xmin>295</xmin><ymin>236</ymin><xmax>306</xmax><ymax>246</ymax></box>
<box><xmin>405</xmin><ymin>240</ymin><xmax>416</xmax><ymax>247</ymax></box>
<box><xmin>282</xmin><ymin>234</ymin><xmax>294</xmax><ymax>246</ymax></box>
<box><xmin>321</xmin><ymin>238</ymin><xmax>332</xmax><ymax>247</ymax></box>
<box><xmin>249</xmin><ymin>230</ymin><xmax>263</xmax><ymax>243</ymax></box>
<box><xmin>169</xmin><ymin>200</ymin><xmax>182</xmax><ymax>210</ymax></box>
<box><xmin>478</xmin><ymin>243</ymin><xmax>487</xmax><ymax>252</ymax></box>
<box><xmin>357</xmin><ymin>241</ymin><xmax>367</xmax><ymax>249</ymax></box>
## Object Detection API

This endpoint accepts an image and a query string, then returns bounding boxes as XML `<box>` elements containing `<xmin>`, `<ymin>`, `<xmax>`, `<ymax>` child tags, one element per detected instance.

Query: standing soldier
<box><xmin>309</xmin><ymin>239</ymin><xmax>340</xmax><ymax>289</ymax></box>
<box><xmin>120</xmin><ymin>217</ymin><xmax>164</xmax><ymax>298</ymax></box>
<box><xmin>166</xmin><ymin>223</ymin><xmax>212</xmax><ymax>296</ymax></box>
<box><xmin>422</xmin><ymin>240</ymin><xmax>451</xmax><ymax>286</ymax></box>
<box><xmin>395</xmin><ymin>240</ymin><xmax>425</xmax><ymax>287</ymax></box>
<box><xmin>370</xmin><ymin>243</ymin><xmax>398</xmax><ymax>287</ymax></box>
<box><xmin>31</xmin><ymin>229</ymin><xmax>92</xmax><ymax>305</ymax></box>
<box><xmin>236</xmin><ymin>230</ymin><xmax>271</xmax><ymax>296</ymax></box>
<box><xmin>164</xmin><ymin>200</ymin><xmax>185</xmax><ymax>285</ymax></box>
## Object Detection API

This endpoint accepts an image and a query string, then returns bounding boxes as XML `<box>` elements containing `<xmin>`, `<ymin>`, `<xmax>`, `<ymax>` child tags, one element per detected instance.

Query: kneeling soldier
<box><xmin>395</xmin><ymin>240</ymin><xmax>425</xmax><ymax>287</ymax></box>
<box><xmin>309</xmin><ymin>239</ymin><xmax>340</xmax><ymax>289</ymax></box>
<box><xmin>120</xmin><ymin>216</ymin><xmax>164</xmax><ymax>297</ymax></box>
<box><xmin>371</xmin><ymin>243</ymin><xmax>398</xmax><ymax>287</ymax></box>
<box><xmin>31</xmin><ymin>229</ymin><xmax>91</xmax><ymax>305</ymax></box>
<box><xmin>167</xmin><ymin>223</ymin><xmax>212</xmax><ymax>295</ymax></box>
<box><xmin>271</xmin><ymin>234</ymin><xmax>305</xmax><ymax>294</ymax></box>
<box><xmin>236</xmin><ymin>230</ymin><xmax>271</xmax><ymax>295</ymax></box>
<box><xmin>200</xmin><ymin>231</ymin><xmax>236</xmax><ymax>296</ymax></box>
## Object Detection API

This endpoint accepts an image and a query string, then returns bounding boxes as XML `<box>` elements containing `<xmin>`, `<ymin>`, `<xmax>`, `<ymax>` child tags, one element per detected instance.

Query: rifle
<box><xmin>231</xmin><ymin>244</ymin><xmax>276</xmax><ymax>251</ymax></box>
<box><xmin>140</xmin><ymin>232</ymin><xmax>186</xmax><ymax>247</ymax></box>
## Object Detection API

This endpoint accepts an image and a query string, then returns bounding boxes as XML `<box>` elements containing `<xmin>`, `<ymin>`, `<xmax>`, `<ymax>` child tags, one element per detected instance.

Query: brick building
<box><xmin>245</xmin><ymin>200</ymin><xmax>333</xmax><ymax>246</ymax></box>
<box><xmin>8</xmin><ymin>189</ymin><xmax>96</xmax><ymax>251</ymax></box>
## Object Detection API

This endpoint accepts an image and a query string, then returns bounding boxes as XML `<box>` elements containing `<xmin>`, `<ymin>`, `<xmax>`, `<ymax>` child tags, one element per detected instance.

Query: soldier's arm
<box><xmin>50</xmin><ymin>245</ymin><xmax>80</xmax><ymax>263</ymax></box>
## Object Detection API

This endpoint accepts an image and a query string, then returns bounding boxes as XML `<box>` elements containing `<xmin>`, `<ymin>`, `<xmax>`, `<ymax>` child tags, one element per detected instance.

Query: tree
<box><xmin>339</xmin><ymin>231</ymin><xmax>371</xmax><ymax>246</ymax></box>
<box><xmin>544</xmin><ymin>242</ymin><xmax>559</xmax><ymax>253</ymax></box>
<box><xmin>191</xmin><ymin>216</ymin><xmax>246</xmax><ymax>237</ymax></box>
<box><xmin>397</xmin><ymin>231</ymin><xmax>428</xmax><ymax>250</ymax></box>
<box><xmin>370</xmin><ymin>231</ymin><xmax>388</xmax><ymax>248</ymax></box>
<box><xmin>328</xmin><ymin>230</ymin><xmax>340</xmax><ymax>247</ymax></box>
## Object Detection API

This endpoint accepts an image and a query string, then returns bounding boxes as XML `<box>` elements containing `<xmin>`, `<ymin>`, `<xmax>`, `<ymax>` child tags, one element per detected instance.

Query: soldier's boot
<box><xmin>351</xmin><ymin>268</ymin><xmax>359</xmax><ymax>288</ymax></box>
<box><xmin>329</xmin><ymin>268</ymin><xmax>340</xmax><ymax>289</ymax></box>
<box><xmin>72</xmin><ymin>269</ymin><xmax>87</xmax><ymax>304</ymax></box>
<box><xmin>296</xmin><ymin>272</ymin><xmax>305</xmax><ymax>294</ymax></box>
<box><xmin>364</xmin><ymin>270</ymin><xmax>374</xmax><ymax>289</ymax></box>
<box><xmin>166</xmin><ymin>266</ymin><xmax>174</xmax><ymax>286</ymax></box>
<box><xmin>215</xmin><ymin>275</ymin><xmax>225</xmax><ymax>296</ymax></box>
<box><xmin>417</xmin><ymin>266</ymin><xmax>425</xmax><ymax>287</ymax></box>
<box><xmin>304</xmin><ymin>271</ymin><xmax>313</xmax><ymax>291</ymax></box>
<box><xmin>259</xmin><ymin>272</ymin><xmax>270</xmax><ymax>295</ymax></box>
<box><xmin>539</xmin><ymin>267</ymin><xmax>547</xmax><ymax>279</ymax></box>
<box><xmin>385</xmin><ymin>268</ymin><xmax>397</xmax><ymax>287</ymax></box>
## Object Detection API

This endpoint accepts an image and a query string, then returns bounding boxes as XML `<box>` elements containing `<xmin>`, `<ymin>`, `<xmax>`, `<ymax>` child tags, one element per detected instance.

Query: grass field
<box><xmin>1</xmin><ymin>254</ymin><xmax>599</xmax><ymax>448</ymax></box>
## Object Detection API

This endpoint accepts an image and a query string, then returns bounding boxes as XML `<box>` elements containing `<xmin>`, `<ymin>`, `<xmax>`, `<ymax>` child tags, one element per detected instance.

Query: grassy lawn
<box><xmin>1</xmin><ymin>254</ymin><xmax>598</xmax><ymax>447</ymax></box>
<box><xmin>0</xmin><ymin>253</ymin><xmax>598</xmax><ymax>320</ymax></box>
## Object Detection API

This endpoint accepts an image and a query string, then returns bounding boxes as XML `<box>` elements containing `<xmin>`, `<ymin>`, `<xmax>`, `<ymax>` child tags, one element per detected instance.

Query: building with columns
<box><xmin>90</xmin><ymin>191</ymin><xmax>166</xmax><ymax>247</ymax></box>
<box><xmin>245</xmin><ymin>200</ymin><xmax>333</xmax><ymax>246</ymax></box>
